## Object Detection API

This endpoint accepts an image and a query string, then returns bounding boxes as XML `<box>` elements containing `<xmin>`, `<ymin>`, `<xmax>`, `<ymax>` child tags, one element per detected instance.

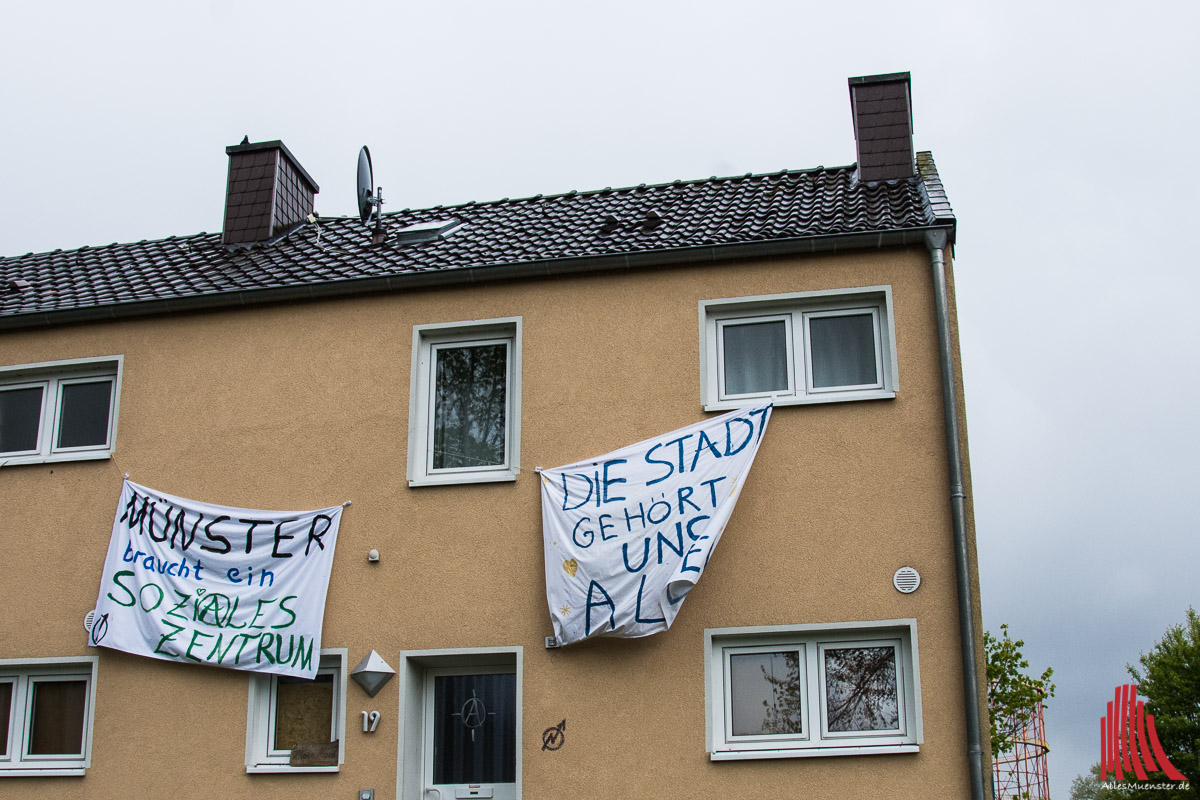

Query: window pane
<box><xmin>433</xmin><ymin>344</ymin><xmax>508</xmax><ymax>470</ymax></box>
<box><xmin>824</xmin><ymin>646</ymin><xmax>899</xmax><ymax>732</ymax></box>
<box><xmin>809</xmin><ymin>313</ymin><xmax>878</xmax><ymax>388</ymax></box>
<box><xmin>56</xmin><ymin>380</ymin><xmax>113</xmax><ymax>449</ymax></box>
<box><xmin>729</xmin><ymin>651</ymin><xmax>803</xmax><ymax>736</ymax></box>
<box><xmin>432</xmin><ymin>673</ymin><xmax>516</xmax><ymax>784</ymax></box>
<box><xmin>0</xmin><ymin>681</ymin><xmax>12</xmax><ymax>757</ymax></box>
<box><xmin>273</xmin><ymin>674</ymin><xmax>334</xmax><ymax>751</ymax></box>
<box><xmin>28</xmin><ymin>680</ymin><xmax>86</xmax><ymax>756</ymax></box>
<box><xmin>722</xmin><ymin>321</ymin><xmax>789</xmax><ymax>396</ymax></box>
<box><xmin>0</xmin><ymin>386</ymin><xmax>44</xmax><ymax>453</ymax></box>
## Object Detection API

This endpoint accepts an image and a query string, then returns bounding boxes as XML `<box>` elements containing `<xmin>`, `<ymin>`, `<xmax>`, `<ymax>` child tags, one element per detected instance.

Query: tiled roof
<box><xmin>0</xmin><ymin>155</ymin><xmax>955</xmax><ymax>327</ymax></box>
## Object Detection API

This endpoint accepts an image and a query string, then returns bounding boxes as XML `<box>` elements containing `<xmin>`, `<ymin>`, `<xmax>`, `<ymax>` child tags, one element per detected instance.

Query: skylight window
<box><xmin>391</xmin><ymin>219</ymin><xmax>463</xmax><ymax>245</ymax></box>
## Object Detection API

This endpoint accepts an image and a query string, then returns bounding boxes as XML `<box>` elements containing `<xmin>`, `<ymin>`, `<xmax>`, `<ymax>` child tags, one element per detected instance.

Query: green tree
<box><xmin>986</xmin><ymin>624</ymin><xmax>1056</xmax><ymax>754</ymax></box>
<box><xmin>1126</xmin><ymin>608</ymin><xmax>1200</xmax><ymax>796</ymax></box>
<box><xmin>1070</xmin><ymin>608</ymin><xmax>1199</xmax><ymax>800</ymax></box>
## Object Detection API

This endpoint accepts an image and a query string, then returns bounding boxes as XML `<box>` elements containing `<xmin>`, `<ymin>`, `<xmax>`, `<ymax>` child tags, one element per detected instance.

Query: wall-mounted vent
<box><xmin>893</xmin><ymin>566</ymin><xmax>921</xmax><ymax>594</ymax></box>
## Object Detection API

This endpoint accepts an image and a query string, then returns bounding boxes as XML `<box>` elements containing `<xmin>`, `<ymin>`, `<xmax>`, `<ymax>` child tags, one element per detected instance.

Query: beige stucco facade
<box><xmin>0</xmin><ymin>243</ymin><xmax>987</xmax><ymax>798</ymax></box>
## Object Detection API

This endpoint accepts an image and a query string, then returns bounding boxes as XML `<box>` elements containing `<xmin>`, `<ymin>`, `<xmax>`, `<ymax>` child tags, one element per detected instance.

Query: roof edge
<box><xmin>0</xmin><ymin>225</ymin><xmax>954</xmax><ymax>331</ymax></box>
<box><xmin>915</xmin><ymin>151</ymin><xmax>956</xmax><ymax>237</ymax></box>
<box><xmin>393</xmin><ymin>163</ymin><xmax>861</xmax><ymax>215</ymax></box>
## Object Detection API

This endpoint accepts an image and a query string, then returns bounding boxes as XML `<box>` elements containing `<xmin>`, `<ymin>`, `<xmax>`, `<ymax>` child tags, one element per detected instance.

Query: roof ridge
<box><xmin>379</xmin><ymin>163</ymin><xmax>861</xmax><ymax>217</ymax></box>
<box><xmin>4</xmin><ymin>164</ymin><xmax>870</xmax><ymax>258</ymax></box>
<box><xmin>7</xmin><ymin>230</ymin><xmax>220</xmax><ymax>262</ymax></box>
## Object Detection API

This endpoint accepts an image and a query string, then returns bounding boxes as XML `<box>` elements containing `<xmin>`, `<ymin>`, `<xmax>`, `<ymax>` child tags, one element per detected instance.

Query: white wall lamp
<box><xmin>350</xmin><ymin>649</ymin><xmax>396</xmax><ymax>697</ymax></box>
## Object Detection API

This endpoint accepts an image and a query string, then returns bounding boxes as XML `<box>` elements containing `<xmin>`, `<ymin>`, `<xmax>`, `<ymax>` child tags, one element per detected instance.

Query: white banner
<box><xmin>541</xmin><ymin>402</ymin><xmax>771</xmax><ymax>646</ymax></box>
<box><xmin>90</xmin><ymin>480</ymin><xmax>343</xmax><ymax>678</ymax></box>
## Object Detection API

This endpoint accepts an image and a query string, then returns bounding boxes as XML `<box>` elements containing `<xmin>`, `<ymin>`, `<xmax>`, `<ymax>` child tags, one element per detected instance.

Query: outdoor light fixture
<box><xmin>350</xmin><ymin>650</ymin><xmax>396</xmax><ymax>697</ymax></box>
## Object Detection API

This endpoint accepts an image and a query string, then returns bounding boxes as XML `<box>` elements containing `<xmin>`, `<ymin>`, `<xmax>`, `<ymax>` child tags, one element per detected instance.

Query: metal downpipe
<box><xmin>927</xmin><ymin>229</ymin><xmax>986</xmax><ymax>800</ymax></box>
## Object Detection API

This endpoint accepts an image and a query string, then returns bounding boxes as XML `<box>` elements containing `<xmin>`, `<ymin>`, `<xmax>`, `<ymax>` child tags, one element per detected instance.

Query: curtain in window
<box><xmin>28</xmin><ymin>680</ymin><xmax>86</xmax><ymax>756</ymax></box>
<box><xmin>722</xmin><ymin>321</ymin><xmax>788</xmax><ymax>395</ymax></box>
<box><xmin>0</xmin><ymin>386</ymin><xmax>43</xmax><ymax>453</ymax></box>
<box><xmin>808</xmin><ymin>314</ymin><xmax>878</xmax><ymax>388</ymax></box>
<box><xmin>57</xmin><ymin>380</ymin><xmax>112</xmax><ymax>448</ymax></box>
<box><xmin>730</xmin><ymin>651</ymin><xmax>804</xmax><ymax>736</ymax></box>
<box><xmin>0</xmin><ymin>682</ymin><xmax>11</xmax><ymax>756</ymax></box>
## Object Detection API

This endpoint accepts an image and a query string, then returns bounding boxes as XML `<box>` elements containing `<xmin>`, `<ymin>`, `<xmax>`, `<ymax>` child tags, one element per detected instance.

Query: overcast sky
<box><xmin>3</xmin><ymin>1</ymin><xmax>1198</xmax><ymax>796</ymax></box>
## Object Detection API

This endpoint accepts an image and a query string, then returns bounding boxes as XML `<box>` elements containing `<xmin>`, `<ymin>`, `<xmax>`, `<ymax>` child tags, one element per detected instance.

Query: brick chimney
<box><xmin>221</xmin><ymin>139</ymin><xmax>320</xmax><ymax>245</ymax></box>
<box><xmin>848</xmin><ymin>72</ymin><xmax>915</xmax><ymax>182</ymax></box>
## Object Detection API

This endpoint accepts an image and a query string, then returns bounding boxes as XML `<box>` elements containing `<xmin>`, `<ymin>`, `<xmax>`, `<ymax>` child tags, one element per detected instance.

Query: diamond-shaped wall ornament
<box><xmin>350</xmin><ymin>650</ymin><xmax>396</xmax><ymax>697</ymax></box>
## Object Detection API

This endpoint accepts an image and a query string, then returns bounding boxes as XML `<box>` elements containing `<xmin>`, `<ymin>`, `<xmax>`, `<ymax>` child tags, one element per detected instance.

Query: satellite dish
<box><xmin>357</xmin><ymin>146</ymin><xmax>389</xmax><ymax>243</ymax></box>
<box><xmin>357</xmin><ymin>146</ymin><xmax>376</xmax><ymax>225</ymax></box>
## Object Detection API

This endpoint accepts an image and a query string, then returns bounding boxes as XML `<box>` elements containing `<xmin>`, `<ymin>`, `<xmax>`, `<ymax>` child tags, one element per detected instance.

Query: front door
<box><xmin>423</xmin><ymin>666</ymin><xmax>517</xmax><ymax>800</ymax></box>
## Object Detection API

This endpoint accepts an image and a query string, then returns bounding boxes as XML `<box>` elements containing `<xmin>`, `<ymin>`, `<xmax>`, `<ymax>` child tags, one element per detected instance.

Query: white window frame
<box><xmin>245</xmin><ymin>649</ymin><xmax>347</xmax><ymax>774</ymax></box>
<box><xmin>407</xmin><ymin>318</ymin><xmax>522</xmax><ymax>487</ymax></box>
<box><xmin>396</xmin><ymin>647</ymin><xmax>523</xmax><ymax>800</ymax></box>
<box><xmin>802</xmin><ymin>306</ymin><xmax>886</xmax><ymax>395</ymax></box>
<box><xmin>0</xmin><ymin>356</ymin><xmax>123</xmax><ymax>466</ymax></box>
<box><xmin>0</xmin><ymin>656</ymin><xmax>98</xmax><ymax>777</ymax></box>
<box><xmin>705</xmin><ymin>620</ymin><xmax>921</xmax><ymax>760</ymax></box>
<box><xmin>699</xmin><ymin>288</ymin><xmax>897</xmax><ymax>411</ymax></box>
<box><xmin>722</xmin><ymin>642</ymin><xmax>810</xmax><ymax>745</ymax></box>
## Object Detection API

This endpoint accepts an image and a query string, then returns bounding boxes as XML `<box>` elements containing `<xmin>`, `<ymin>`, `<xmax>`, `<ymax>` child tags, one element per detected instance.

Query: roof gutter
<box><xmin>0</xmin><ymin>224</ymin><xmax>954</xmax><ymax>331</ymax></box>
<box><xmin>926</xmin><ymin>229</ymin><xmax>986</xmax><ymax>800</ymax></box>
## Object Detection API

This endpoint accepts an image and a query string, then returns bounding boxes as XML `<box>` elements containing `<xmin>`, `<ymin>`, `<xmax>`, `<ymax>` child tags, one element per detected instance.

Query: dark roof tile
<box><xmin>1</xmin><ymin>156</ymin><xmax>954</xmax><ymax>324</ymax></box>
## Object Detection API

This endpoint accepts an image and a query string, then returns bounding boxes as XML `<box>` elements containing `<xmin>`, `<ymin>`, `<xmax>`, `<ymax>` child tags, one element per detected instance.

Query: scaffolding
<box><xmin>991</xmin><ymin>692</ymin><xmax>1051</xmax><ymax>800</ymax></box>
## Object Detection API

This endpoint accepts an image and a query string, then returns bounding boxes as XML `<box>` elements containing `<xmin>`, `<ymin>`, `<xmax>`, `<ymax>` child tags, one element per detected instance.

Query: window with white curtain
<box><xmin>700</xmin><ymin>288</ymin><xmax>896</xmax><ymax>411</ymax></box>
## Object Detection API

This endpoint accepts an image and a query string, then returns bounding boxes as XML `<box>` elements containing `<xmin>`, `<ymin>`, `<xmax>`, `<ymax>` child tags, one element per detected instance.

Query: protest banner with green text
<box><xmin>90</xmin><ymin>480</ymin><xmax>343</xmax><ymax>678</ymax></box>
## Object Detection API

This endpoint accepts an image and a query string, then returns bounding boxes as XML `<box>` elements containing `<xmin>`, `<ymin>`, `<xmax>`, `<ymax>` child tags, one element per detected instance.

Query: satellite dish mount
<box><xmin>357</xmin><ymin>146</ymin><xmax>386</xmax><ymax>243</ymax></box>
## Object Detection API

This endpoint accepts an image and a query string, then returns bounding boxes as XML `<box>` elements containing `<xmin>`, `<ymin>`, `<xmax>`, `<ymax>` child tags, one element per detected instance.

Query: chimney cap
<box><xmin>847</xmin><ymin>71</ymin><xmax>911</xmax><ymax>87</ymax></box>
<box><xmin>225</xmin><ymin>138</ymin><xmax>320</xmax><ymax>192</ymax></box>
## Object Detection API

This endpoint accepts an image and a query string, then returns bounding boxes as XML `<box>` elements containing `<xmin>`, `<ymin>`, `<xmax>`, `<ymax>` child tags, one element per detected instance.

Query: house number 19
<box><xmin>362</xmin><ymin>710</ymin><xmax>381</xmax><ymax>732</ymax></box>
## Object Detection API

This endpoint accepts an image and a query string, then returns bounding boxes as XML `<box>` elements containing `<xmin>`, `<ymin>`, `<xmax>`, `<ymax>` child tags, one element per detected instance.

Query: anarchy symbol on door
<box><xmin>452</xmin><ymin>689</ymin><xmax>494</xmax><ymax>741</ymax></box>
